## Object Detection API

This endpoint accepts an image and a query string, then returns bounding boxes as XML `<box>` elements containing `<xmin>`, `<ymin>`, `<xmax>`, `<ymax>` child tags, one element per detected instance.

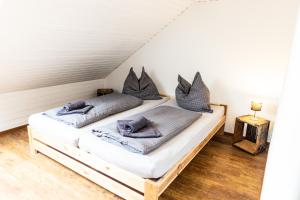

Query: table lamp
<box><xmin>251</xmin><ymin>101</ymin><xmax>262</xmax><ymax>120</ymax></box>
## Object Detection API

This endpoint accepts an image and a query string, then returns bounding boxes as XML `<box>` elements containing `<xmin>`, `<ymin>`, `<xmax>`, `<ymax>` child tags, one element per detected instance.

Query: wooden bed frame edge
<box><xmin>27</xmin><ymin>104</ymin><xmax>227</xmax><ymax>200</ymax></box>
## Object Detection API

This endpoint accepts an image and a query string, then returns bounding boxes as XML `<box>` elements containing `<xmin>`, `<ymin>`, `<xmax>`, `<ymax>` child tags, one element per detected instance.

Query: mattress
<box><xmin>28</xmin><ymin>97</ymin><xmax>168</xmax><ymax>147</ymax></box>
<box><xmin>78</xmin><ymin>100</ymin><xmax>224</xmax><ymax>178</ymax></box>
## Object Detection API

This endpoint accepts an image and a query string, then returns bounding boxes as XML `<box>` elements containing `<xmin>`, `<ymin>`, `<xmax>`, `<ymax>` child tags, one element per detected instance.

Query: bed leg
<box><xmin>215</xmin><ymin>124</ymin><xmax>225</xmax><ymax>136</ymax></box>
<box><xmin>144</xmin><ymin>180</ymin><xmax>159</xmax><ymax>200</ymax></box>
<box><xmin>27</xmin><ymin>126</ymin><xmax>38</xmax><ymax>157</ymax></box>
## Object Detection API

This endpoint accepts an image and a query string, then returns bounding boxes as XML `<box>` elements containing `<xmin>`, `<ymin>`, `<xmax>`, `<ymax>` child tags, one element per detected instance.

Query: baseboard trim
<box><xmin>0</xmin><ymin>125</ymin><xmax>28</xmax><ymax>134</ymax></box>
<box><xmin>213</xmin><ymin>132</ymin><xmax>233</xmax><ymax>144</ymax></box>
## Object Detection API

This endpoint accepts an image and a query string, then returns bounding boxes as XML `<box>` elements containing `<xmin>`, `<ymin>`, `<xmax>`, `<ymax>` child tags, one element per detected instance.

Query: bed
<box><xmin>28</xmin><ymin>99</ymin><xmax>227</xmax><ymax>200</ymax></box>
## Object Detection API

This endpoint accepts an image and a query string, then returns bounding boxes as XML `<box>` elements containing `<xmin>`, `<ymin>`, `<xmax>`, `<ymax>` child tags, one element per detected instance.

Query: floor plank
<box><xmin>0</xmin><ymin>127</ymin><xmax>267</xmax><ymax>200</ymax></box>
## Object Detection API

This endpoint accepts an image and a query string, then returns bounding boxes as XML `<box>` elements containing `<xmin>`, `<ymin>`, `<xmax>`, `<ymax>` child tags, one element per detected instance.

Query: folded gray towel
<box><xmin>57</xmin><ymin>105</ymin><xmax>94</xmax><ymax>116</ymax></box>
<box><xmin>63</xmin><ymin>100</ymin><xmax>86</xmax><ymax>111</ymax></box>
<box><xmin>117</xmin><ymin>116</ymin><xmax>149</xmax><ymax>133</ymax></box>
<box><xmin>116</xmin><ymin>120</ymin><xmax>161</xmax><ymax>138</ymax></box>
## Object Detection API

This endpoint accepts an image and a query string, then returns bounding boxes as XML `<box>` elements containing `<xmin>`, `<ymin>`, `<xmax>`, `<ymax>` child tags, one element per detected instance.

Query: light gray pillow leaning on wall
<box><xmin>175</xmin><ymin>72</ymin><xmax>213</xmax><ymax>113</ymax></box>
<box><xmin>122</xmin><ymin>67</ymin><xmax>162</xmax><ymax>100</ymax></box>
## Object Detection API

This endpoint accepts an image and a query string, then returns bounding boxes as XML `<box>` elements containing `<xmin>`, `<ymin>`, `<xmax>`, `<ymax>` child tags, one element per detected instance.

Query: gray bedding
<box><xmin>43</xmin><ymin>92</ymin><xmax>143</xmax><ymax>128</ymax></box>
<box><xmin>92</xmin><ymin>106</ymin><xmax>201</xmax><ymax>154</ymax></box>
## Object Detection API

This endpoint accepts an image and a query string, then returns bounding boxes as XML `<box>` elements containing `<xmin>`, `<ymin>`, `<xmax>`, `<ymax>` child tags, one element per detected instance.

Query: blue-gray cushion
<box><xmin>175</xmin><ymin>72</ymin><xmax>213</xmax><ymax>113</ymax></box>
<box><xmin>122</xmin><ymin>67</ymin><xmax>161</xmax><ymax>100</ymax></box>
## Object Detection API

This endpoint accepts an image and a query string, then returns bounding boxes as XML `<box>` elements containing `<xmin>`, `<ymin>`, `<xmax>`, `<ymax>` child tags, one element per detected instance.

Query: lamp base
<box><xmin>251</xmin><ymin>111</ymin><xmax>259</xmax><ymax>121</ymax></box>
<box><xmin>251</xmin><ymin>115</ymin><xmax>260</xmax><ymax>121</ymax></box>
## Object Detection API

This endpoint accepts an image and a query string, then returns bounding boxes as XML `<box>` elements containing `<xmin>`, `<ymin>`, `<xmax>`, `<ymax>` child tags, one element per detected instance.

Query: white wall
<box><xmin>106</xmin><ymin>0</ymin><xmax>299</xmax><ymax>137</ymax></box>
<box><xmin>261</xmin><ymin>5</ymin><xmax>300</xmax><ymax>199</ymax></box>
<box><xmin>0</xmin><ymin>79</ymin><xmax>104</xmax><ymax>132</ymax></box>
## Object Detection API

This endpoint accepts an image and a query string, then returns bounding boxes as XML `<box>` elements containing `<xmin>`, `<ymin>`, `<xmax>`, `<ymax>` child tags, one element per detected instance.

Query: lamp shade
<box><xmin>251</xmin><ymin>101</ymin><xmax>262</xmax><ymax>111</ymax></box>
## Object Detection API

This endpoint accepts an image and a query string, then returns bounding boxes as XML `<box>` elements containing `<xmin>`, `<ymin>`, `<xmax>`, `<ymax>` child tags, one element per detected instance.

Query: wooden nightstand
<box><xmin>233</xmin><ymin>115</ymin><xmax>270</xmax><ymax>155</ymax></box>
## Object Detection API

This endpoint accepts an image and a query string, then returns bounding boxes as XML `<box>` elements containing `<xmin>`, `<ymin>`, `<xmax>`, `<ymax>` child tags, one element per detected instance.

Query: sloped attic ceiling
<box><xmin>0</xmin><ymin>0</ymin><xmax>195</xmax><ymax>93</ymax></box>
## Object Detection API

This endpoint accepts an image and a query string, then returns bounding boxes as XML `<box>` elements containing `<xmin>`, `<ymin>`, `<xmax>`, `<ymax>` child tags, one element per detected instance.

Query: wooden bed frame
<box><xmin>27</xmin><ymin>104</ymin><xmax>227</xmax><ymax>200</ymax></box>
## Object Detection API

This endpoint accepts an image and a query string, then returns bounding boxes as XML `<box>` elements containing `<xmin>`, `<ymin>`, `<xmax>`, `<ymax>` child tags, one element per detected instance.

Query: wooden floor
<box><xmin>0</xmin><ymin>127</ymin><xmax>268</xmax><ymax>200</ymax></box>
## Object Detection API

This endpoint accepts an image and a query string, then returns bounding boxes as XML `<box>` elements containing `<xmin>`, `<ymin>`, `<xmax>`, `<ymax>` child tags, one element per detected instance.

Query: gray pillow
<box><xmin>122</xmin><ymin>67</ymin><xmax>140</xmax><ymax>97</ymax></box>
<box><xmin>122</xmin><ymin>67</ymin><xmax>162</xmax><ymax>100</ymax></box>
<box><xmin>175</xmin><ymin>72</ymin><xmax>213</xmax><ymax>113</ymax></box>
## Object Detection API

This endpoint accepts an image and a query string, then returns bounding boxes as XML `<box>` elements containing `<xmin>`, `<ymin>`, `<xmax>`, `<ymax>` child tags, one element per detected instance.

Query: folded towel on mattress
<box><xmin>63</xmin><ymin>100</ymin><xmax>86</xmax><ymax>111</ymax></box>
<box><xmin>115</xmin><ymin>118</ymin><xmax>161</xmax><ymax>138</ymax></box>
<box><xmin>117</xmin><ymin>116</ymin><xmax>149</xmax><ymax>133</ymax></box>
<box><xmin>57</xmin><ymin>105</ymin><xmax>94</xmax><ymax>116</ymax></box>
<box><xmin>92</xmin><ymin>106</ymin><xmax>201</xmax><ymax>154</ymax></box>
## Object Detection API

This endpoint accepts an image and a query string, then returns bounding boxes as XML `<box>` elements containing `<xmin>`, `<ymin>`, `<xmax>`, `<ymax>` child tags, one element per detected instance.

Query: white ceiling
<box><xmin>0</xmin><ymin>0</ymin><xmax>195</xmax><ymax>93</ymax></box>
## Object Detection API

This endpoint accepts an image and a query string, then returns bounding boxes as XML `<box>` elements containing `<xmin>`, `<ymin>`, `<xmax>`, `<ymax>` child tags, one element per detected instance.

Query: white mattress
<box><xmin>28</xmin><ymin>97</ymin><xmax>168</xmax><ymax>147</ymax></box>
<box><xmin>78</xmin><ymin>100</ymin><xmax>224</xmax><ymax>178</ymax></box>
